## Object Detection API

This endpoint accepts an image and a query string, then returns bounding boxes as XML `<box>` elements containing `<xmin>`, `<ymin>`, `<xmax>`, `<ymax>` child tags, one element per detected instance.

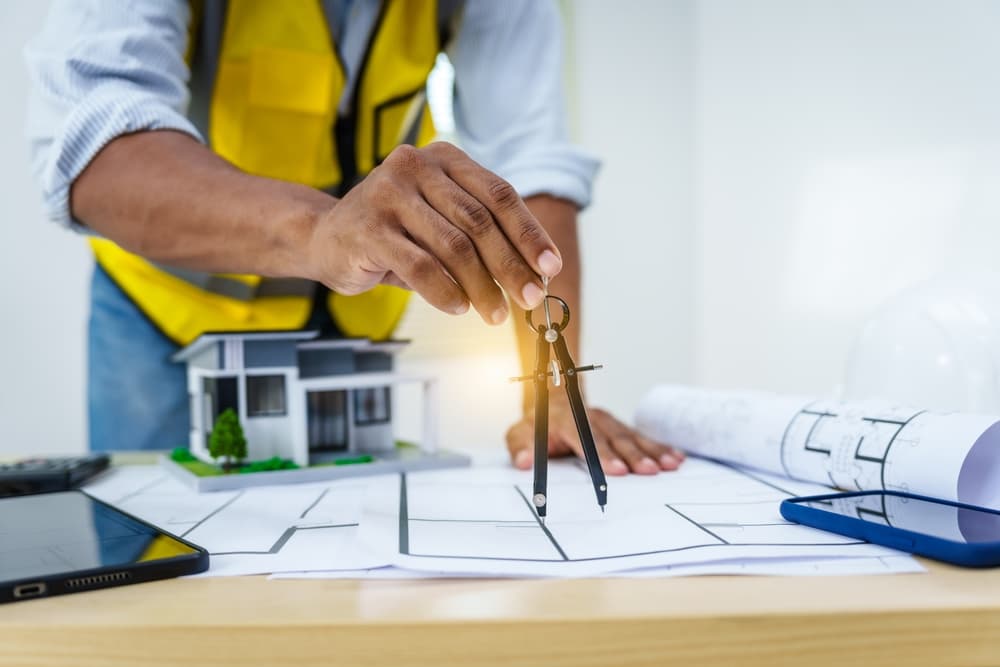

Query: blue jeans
<box><xmin>88</xmin><ymin>263</ymin><xmax>188</xmax><ymax>451</ymax></box>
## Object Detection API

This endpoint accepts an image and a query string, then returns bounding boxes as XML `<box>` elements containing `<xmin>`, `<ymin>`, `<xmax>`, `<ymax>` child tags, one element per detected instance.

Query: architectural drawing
<box><xmin>778</xmin><ymin>401</ymin><xmax>925</xmax><ymax>490</ymax></box>
<box><xmin>635</xmin><ymin>385</ymin><xmax>1000</xmax><ymax>507</ymax></box>
<box><xmin>84</xmin><ymin>466</ymin><xmax>392</xmax><ymax>576</ymax></box>
<box><xmin>364</xmin><ymin>458</ymin><xmax>901</xmax><ymax>576</ymax></box>
<box><xmin>86</xmin><ymin>459</ymin><xmax>911</xmax><ymax>578</ymax></box>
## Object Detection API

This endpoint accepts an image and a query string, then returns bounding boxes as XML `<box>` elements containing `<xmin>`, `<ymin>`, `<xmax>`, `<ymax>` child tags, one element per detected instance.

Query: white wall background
<box><xmin>0</xmin><ymin>3</ymin><xmax>90</xmax><ymax>456</ymax></box>
<box><xmin>568</xmin><ymin>0</ymin><xmax>696</xmax><ymax>416</ymax></box>
<box><xmin>3</xmin><ymin>1</ymin><xmax>1000</xmax><ymax>456</ymax></box>
<box><xmin>692</xmin><ymin>0</ymin><xmax>1000</xmax><ymax>396</ymax></box>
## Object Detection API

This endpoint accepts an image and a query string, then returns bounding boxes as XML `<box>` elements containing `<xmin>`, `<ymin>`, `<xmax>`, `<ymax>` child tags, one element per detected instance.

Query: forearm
<box><xmin>515</xmin><ymin>194</ymin><xmax>581</xmax><ymax>411</ymax></box>
<box><xmin>70</xmin><ymin>130</ymin><xmax>331</xmax><ymax>279</ymax></box>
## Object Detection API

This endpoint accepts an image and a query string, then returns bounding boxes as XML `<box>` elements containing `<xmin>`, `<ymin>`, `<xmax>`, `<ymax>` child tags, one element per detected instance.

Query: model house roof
<box><xmin>171</xmin><ymin>330</ymin><xmax>410</xmax><ymax>364</ymax></box>
<box><xmin>171</xmin><ymin>330</ymin><xmax>318</xmax><ymax>363</ymax></box>
<box><xmin>297</xmin><ymin>339</ymin><xmax>410</xmax><ymax>355</ymax></box>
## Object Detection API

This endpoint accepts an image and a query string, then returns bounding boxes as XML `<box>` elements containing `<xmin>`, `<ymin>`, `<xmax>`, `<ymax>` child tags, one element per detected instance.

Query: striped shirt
<box><xmin>25</xmin><ymin>0</ymin><xmax>600</xmax><ymax>230</ymax></box>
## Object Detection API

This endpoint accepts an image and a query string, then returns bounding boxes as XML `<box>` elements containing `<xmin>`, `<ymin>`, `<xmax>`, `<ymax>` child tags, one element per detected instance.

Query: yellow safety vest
<box><xmin>90</xmin><ymin>0</ymin><xmax>442</xmax><ymax>345</ymax></box>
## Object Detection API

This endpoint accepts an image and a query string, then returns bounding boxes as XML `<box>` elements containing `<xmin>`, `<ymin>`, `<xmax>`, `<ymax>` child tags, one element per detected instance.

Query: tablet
<box><xmin>781</xmin><ymin>490</ymin><xmax>1000</xmax><ymax>567</ymax></box>
<box><xmin>1</xmin><ymin>490</ymin><xmax>209</xmax><ymax>603</ymax></box>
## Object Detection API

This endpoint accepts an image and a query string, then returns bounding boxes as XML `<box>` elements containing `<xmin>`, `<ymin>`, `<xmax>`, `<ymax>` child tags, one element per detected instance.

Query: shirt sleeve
<box><xmin>447</xmin><ymin>0</ymin><xmax>600</xmax><ymax>209</ymax></box>
<box><xmin>24</xmin><ymin>0</ymin><xmax>203</xmax><ymax>230</ymax></box>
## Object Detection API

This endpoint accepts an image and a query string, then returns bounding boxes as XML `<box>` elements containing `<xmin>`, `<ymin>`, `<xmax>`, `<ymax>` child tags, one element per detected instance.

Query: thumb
<box><xmin>505</xmin><ymin>420</ymin><xmax>535</xmax><ymax>469</ymax></box>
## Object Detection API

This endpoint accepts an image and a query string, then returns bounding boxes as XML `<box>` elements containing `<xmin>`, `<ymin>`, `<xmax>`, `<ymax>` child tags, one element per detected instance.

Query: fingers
<box><xmin>505</xmin><ymin>419</ymin><xmax>535</xmax><ymax>470</ymax></box>
<box><xmin>585</xmin><ymin>411</ymin><xmax>644</xmax><ymax>476</ymax></box>
<box><xmin>446</xmin><ymin>159</ymin><xmax>562</xmax><ymax>279</ymax></box>
<box><xmin>420</xmin><ymin>169</ymin><xmax>545</xmax><ymax>312</ymax></box>
<box><xmin>542</xmin><ymin>413</ymin><xmax>629</xmax><ymax>477</ymax></box>
<box><xmin>371</xmin><ymin>235</ymin><xmax>469</xmax><ymax>315</ymax></box>
<box><xmin>573</xmin><ymin>409</ymin><xmax>686</xmax><ymax>475</ymax></box>
<box><xmin>380</xmin><ymin>272</ymin><xmax>411</xmax><ymax>290</ymax></box>
<box><xmin>375</xmin><ymin>144</ymin><xmax>561</xmax><ymax>316</ymax></box>
<box><xmin>608</xmin><ymin>435</ymin><xmax>661</xmax><ymax>475</ymax></box>
<box><xmin>591</xmin><ymin>434</ymin><xmax>630</xmax><ymax>477</ymax></box>
<box><xmin>506</xmin><ymin>416</ymin><xmax>576</xmax><ymax>470</ymax></box>
<box><xmin>404</xmin><ymin>198</ymin><xmax>509</xmax><ymax>325</ymax></box>
<box><xmin>592</xmin><ymin>410</ymin><xmax>685</xmax><ymax>473</ymax></box>
<box><xmin>423</xmin><ymin>143</ymin><xmax>561</xmax><ymax>299</ymax></box>
<box><xmin>327</xmin><ymin>144</ymin><xmax>562</xmax><ymax>319</ymax></box>
<box><xmin>634</xmin><ymin>434</ymin><xmax>686</xmax><ymax>470</ymax></box>
<box><xmin>507</xmin><ymin>408</ymin><xmax>687</xmax><ymax>476</ymax></box>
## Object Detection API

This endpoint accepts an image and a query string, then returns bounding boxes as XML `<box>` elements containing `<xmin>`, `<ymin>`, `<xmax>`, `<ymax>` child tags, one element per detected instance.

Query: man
<box><xmin>27</xmin><ymin>0</ymin><xmax>683</xmax><ymax>475</ymax></box>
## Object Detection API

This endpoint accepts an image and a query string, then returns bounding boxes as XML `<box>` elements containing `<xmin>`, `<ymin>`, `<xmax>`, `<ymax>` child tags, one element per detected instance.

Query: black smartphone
<box><xmin>1</xmin><ymin>490</ymin><xmax>209</xmax><ymax>603</ymax></box>
<box><xmin>781</xmin><ymin>490</ymin><xmax>1000</xmax><ymax>567</ymax></box>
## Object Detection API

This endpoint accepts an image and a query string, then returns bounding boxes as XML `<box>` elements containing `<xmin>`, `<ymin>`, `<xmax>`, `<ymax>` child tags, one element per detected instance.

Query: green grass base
<box><xmin>170</xmin><ymin>441</ymin><xmax>419</xmax><ymax>478</ymax></box>
<box><xmin>178</xmin><ymin>460</ymin><xmax>226</xmax><ymax>477</ymax></box>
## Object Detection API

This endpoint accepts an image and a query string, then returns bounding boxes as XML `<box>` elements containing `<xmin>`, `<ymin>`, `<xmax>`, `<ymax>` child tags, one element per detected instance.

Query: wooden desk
<box><xmin>1</xmin><ymin>559</ymin><xmax>999</xmax><ymax>667</ymax></box>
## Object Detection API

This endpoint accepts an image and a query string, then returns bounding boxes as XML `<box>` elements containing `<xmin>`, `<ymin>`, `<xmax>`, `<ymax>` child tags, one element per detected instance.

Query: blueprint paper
<box><xmin>618</xmin><ymin>555</ymin><xmax>924</xmax><ymax>577</ymax></box>
<box><xmin>359</xmin><ymin>458</ymin><xmax>904</xmax><ymax>577</ymax></box>
<box><xmin>85</xmin><ymin>461</ymin><xmax>914</xmax><ymax>578</ymax></box>
<box><xmin>635</xmin><ymin>385</ymin><xmax>1000</xmax><ymax>509</ymax></box>
<box><xmin>84</xmin><ymin>466</ymin><xmax>394</xmax><ymax>576</ymax></box>
<box><xmin>269</xmin><ymin>556</ymin><xmax>923</xmax><ymax>580</ymax></box>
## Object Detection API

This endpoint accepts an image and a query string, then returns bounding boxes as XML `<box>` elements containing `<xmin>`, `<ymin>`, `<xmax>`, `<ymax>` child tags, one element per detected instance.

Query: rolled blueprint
<box><xmin>635</xmin><ymin>385</ymin><xmax>1000</xmax><ymax>508</ymax></box>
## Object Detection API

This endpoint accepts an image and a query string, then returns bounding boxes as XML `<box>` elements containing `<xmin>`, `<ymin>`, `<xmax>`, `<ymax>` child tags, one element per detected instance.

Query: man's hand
<box><xmin>304</xmin><ymin>142</ymin><xmax>563</xmax><ymax>325</ymax></box>
<box><xmin>74</xmin><ymin>133</ymin><xmax>559</xmax><ymax>323</ymax></box>
<box><xmin>506</xmin><ymin>397</ymin><xmax>685</xmax><ymax>476</ymax></box>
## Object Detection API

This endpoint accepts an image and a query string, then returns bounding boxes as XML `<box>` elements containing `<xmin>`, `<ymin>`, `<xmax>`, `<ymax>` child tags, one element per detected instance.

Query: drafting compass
<box><xmin>512</xmin><ymin>278</ymin><xmax>607</xmax><ymax>520</ymax></box>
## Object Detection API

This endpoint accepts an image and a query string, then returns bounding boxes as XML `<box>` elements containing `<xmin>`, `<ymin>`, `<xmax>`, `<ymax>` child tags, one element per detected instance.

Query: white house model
<box><xmin>171</xmin><ymin>331</ymin><xmax>437</xmax><ymax>467</ymax></box>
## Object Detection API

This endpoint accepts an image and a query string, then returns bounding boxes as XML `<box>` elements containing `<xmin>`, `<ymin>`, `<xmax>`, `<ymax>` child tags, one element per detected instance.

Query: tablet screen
<box><xmin>0</xmin><ymin>491</ymin><xmax>200</xmax><ymax>583</ymax></box>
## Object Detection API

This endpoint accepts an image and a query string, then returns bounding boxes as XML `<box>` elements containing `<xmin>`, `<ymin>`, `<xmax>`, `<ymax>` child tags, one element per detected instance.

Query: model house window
<box><xmin>203</xmin><ymin>376</ymin><xmax>238</xmax><ymax>427</ymax></box>
<box><xmin>355</xmin><ymin>387</ymin><xmax>391</xmax><ymax>425</ymax></box>
<box><xmin>307</xmin><ymin>390</ymin><xmax>348</xmax><ymax>451</ymax></box>
<box><xmin>246</xmin><ymin>375</ymin><xmax>286</xmax><ymax>417</ymax></box>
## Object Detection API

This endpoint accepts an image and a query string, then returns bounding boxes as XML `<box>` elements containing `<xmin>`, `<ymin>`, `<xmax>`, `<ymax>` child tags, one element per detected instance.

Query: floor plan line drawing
<box><xmin>110</xmin><ymin>474</ymin><xmax>168</xmax><ymax>505</ymax></box>
<box><xmin>710</xmin><ymin>458</ymin><xmax>798</xmax><ymax>496</ymax></box>
<box><xmin>514</xmin><ymin>483</ymin><xmax>569</xmax><ymax>560</ymax></box>
<box><xmin>779</xmin><ymin>401</ymin><xmax>927</xmax><ymax>489</ymax></box>
<box><xmin>635</xmin><ymin>385</ymin><xmax>1000</xmax><ymax>509</ymax></box>
<box><xmin>394</xmin><ymin>461</ymin><xmax>869</xmax><ymax>565</ymax></box>
<box><xmin>213</xmin><ymin>523</ymin><xmax>359</xmax><ymax>555</ymax></box>
<box><xmin>873</xmin><ymin>410</ymin><xmax>927</xmax><ymax>490</ymax></box>
<box><xmin>299</xmin><ymin>488</ymin><xmax>330</xmax><ymax>519</ymax></box>
<box><xmin>662</xmin><ymin>504</ymin><xmax>728</xmax><ymax>544</ymax></box>
<box><xmin>180</xmin><ymin>491</ymin><xmax>244</xmax><ymax>538</ymax></box>
<box><xmin>857</xmin><ymin>507</ymin><xmax>889</xmax><ymax>523</ymax></box>
<box><xmin>397</xmin><ymin>473</ymin><xmax>410</xmax><ymax>555</ymax></box>
<box><xmin>781</xmin><ymin>402</ymin><xmax>833</xmax><ymax>481</ymax></box>
<box><xmin>83</xmin><ymin>467</ymin><xmax>389</xmax><ymax>575</ymax></box>
<box><xmin>778</xmin><ymin>402</ymin><xmax>927</xmax><ymax>490</ymax></box>
<box><xmin>395</xmin><ymin>532</ymin><xmax>868</xmax><ymax>566</ymax></box>
<box><xmin>84</xmin><ymin>460</ymin><xmax>919</xmax><ymax>578</ymax></box>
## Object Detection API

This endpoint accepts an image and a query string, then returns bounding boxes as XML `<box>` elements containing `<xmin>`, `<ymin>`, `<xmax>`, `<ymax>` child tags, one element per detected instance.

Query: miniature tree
<box><xmin>208</xmin><ymin>408</ymin><xmax>247</xmax><ymax>472</ymax></box>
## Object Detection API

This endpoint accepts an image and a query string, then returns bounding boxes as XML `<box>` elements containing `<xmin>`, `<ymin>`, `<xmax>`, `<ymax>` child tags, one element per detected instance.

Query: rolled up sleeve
<box><xmin>448</xmin><ymin>0</ymin><xmax>600</xmax><ymax>209</ymax></box>
<box><xmin>25</xmin><ymin>0</ymin><xmax>203</xmax><ymax>230</ymax></box>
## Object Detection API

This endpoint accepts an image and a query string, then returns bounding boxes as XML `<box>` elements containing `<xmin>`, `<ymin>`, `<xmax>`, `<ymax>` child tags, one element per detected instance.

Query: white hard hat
<box><xmin>844</xmin><ymin>270</ymin><xmax>1000</xmax><ymax>413</ymax></box>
